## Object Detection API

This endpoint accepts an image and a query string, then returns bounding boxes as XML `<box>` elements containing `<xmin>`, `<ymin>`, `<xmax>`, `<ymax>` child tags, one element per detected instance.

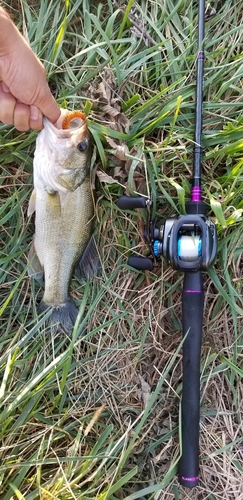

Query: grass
<box><xmin>0</xmin><ymin>0</ymin><xmax>243</xmax><ymax>498</ymax></box>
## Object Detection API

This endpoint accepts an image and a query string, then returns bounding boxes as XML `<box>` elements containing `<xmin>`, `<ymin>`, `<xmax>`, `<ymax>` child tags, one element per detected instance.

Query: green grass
<box><xmin>0</xmin><ymin>0</ymin><xmax>243</xmax><ymax>498</ymax></box>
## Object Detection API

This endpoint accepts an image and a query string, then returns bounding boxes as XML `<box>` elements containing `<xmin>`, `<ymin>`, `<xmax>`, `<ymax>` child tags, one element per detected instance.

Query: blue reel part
<box><xmin>153</xmin><ymin>240</ymin><xmax>161</xmax><ymax>257</ymax></box>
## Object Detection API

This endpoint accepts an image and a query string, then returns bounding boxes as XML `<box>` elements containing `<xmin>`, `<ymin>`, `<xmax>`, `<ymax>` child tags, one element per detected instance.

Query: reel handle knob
<box><xmin>128</xmin><ymin>255</ymin><xmax>154</xmax><ymax>271</ymax></box>
<box><xmin>117</xmin><ymin>196</ymin><xmax>150</xmax><ymax>210</ymax></box>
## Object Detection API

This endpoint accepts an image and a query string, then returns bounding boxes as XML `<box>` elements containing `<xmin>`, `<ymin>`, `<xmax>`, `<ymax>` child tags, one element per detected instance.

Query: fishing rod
<box><xmin>117</xmin><ymin>0</ymin><xmax>217</xmax><ymax>488</ymax></box>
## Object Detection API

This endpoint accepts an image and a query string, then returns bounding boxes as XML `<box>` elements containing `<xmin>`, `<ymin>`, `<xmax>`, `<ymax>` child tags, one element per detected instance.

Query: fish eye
<box><xmin>77</xmin><ymin>140</ymin><xmax>88</xmax><ymax>152</ymax></box>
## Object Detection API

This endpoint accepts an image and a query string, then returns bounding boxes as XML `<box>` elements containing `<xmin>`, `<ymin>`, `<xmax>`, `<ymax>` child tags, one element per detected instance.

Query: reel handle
<box><xmin>117</xmin><ymin>196</ymin><xmax>150</xmax><ymax>210</ymax></box>
<box><xmin>127</xmin><ymin>255</ymin><xmax>154</xmax><ymax>271</ymax></box>
<box><xmin>178</xmin><ymin>271</ymin><xmax>204</xmax><ymax>488</ymax></box>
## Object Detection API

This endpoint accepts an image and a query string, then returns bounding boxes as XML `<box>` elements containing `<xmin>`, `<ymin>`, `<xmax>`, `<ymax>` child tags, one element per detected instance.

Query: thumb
<box><xmin>34</xmin><ymin>82</ymin><xmax>60</xmax><ymax>124</ymax></box>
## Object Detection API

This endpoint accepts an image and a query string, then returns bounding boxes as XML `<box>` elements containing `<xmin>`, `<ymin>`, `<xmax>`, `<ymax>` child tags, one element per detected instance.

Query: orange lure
<box><xmin>62</xmin><ymin>111</ymin><xmax>87</xmax><ymax>130</ymax></box>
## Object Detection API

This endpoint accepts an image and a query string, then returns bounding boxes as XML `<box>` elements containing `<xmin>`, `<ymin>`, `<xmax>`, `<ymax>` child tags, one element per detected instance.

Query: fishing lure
<box><xmin>62</xmin><ymin>111</ymin><xmax>86</xmax><ymax>129</ymax></box>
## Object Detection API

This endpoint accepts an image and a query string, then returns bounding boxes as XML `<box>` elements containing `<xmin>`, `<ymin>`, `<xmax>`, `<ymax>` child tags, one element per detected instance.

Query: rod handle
<box><xmin>178</xmin><ymin>271</ymin><xmax>204</xmax><ymax>488</ymax></box>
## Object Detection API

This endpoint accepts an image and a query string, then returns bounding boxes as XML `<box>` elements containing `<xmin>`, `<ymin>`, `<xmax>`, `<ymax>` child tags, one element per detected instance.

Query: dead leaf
<box><xmin>114</xmin><ymin>166</ymin><xmax>127</xmax><ymax>180</ymax></box>
<box><xmin>96</xmin><ymin>170</ymin><xmax>125</xmax><ymax>187</ymax></box>
<box><xmin>103</xmin><ymin>104</ymin><xmax>120</xmax><ymax>117</ymax></box>
<box><xmin>138</xmin><ymin>374</ymin><xmax>152</xmax><ymax>409</ymax></box>
<box><xmin>99</xmin><ymin>81</ymin><xmax>112</xmax><ymax>104</ymax></box>
<box><xmin>105</xmin><ymin>136</ymin><xmax>129</xmax><ymax>161</ymax></box>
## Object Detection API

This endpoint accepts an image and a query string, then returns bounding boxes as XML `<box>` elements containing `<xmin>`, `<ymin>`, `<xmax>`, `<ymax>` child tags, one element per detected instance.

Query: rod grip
<box><xmin>117</xmin><ymin>196</ymin><xmax>149</xmax><ymax>210</ymax></box>
<box><xmin>178</xmin><ymin>271</ymin><xmax>204</xmax><ymax>488</ymax></box>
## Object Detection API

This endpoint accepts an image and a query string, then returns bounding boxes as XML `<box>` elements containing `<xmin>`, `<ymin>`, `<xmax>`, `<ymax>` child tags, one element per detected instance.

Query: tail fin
<box><xmin>38</xmin><ymin>299</ymin><xmax>79</xmax><ymax>335</ymax></box>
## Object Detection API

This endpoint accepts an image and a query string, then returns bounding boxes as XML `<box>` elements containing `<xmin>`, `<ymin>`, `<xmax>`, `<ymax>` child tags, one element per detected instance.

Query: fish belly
<box><xmin>34</xmin><ymin>179</ymin><xmax>93</xmax><ymax>307</ymax></box>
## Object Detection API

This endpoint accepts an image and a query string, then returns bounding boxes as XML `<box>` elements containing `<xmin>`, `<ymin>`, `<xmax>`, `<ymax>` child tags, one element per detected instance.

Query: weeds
<box><xmin>0</xmin><ymin>0</ymin><xmax>243</xmax><ymax>498</ymax></box>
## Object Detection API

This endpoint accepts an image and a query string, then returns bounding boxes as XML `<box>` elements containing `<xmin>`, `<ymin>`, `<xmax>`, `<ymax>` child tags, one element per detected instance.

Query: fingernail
<box><xmin>30</xmin><ymin>105</ymin><xmax>39</xmax><ymax>120</ymax></box>
<box><xmin>2</xmin><ymin>82</ymin><xmax>10</xmax><ymax>93</ymax></box>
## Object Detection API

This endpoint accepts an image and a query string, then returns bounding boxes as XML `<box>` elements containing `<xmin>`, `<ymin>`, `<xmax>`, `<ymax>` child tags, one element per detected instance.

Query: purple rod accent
<box><xmin>179</xmin><ymin>475</ymin><xmax>199</xmax><ymax>482</ymax></box>
<box><xmin>198</xmin><ymin>52</ymin><xmax>204</xmax><ymax>59</ymax></box>
<box><xmin>191</xmin><ymin>186</ymin><xmax>202</xmax><ymax>202</ymax></box>
<box><xmin>184</xmin><ymin>290</ymin><xmax>203</xmax><ymax>293</ymax></box>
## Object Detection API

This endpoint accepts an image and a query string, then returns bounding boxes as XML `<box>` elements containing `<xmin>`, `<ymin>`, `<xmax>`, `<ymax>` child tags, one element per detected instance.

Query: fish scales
<box><xmin>29</xmin><ymin>109</ymin><xmax>98</xmax><ymax>335</ymax></box>
<box><xmin>35</xmin><ymin>181</ymin><xmax>93</xmax><ymax>304</ymax></box>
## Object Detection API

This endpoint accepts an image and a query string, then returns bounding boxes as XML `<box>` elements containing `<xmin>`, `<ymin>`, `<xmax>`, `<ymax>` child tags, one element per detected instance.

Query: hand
<box><xmin>0</xmin><ymin>7</ymin><xmax>60</xmax><ymax>131</ymax></box>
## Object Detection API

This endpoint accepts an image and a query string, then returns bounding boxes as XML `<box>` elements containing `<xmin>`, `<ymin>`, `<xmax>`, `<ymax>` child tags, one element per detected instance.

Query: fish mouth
<box><xmin>43</xmin><ymin>109</ymin><xmax>88</xmax><ymax>138</ymax></box>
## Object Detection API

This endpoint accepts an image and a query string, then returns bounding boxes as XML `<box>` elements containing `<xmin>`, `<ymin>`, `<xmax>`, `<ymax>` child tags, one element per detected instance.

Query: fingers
<box><xmin>0</xmin><ymin>82</ymin><xmax>43</xmax><ymax>130</ymax></box>
<box><xmin>14</xmin><ymin>102</ymin><xmax>43</xmax><ymax>131</ymax></box>
<box><xmin>29</xmin><ymin>105</ymin><xmax>43</xmax><ymax>130</ymax></box>
<box><xmin>0</xmin><ymin>82</ymin><xmax>16</xmax><ymax>124</ymax></box>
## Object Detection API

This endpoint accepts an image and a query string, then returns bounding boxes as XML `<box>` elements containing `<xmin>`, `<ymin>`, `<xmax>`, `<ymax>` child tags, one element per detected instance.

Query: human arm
<box><xmin>0</xmin><ymin>7</ymin><xmax>60</xmax><ymax>131</ymax></box>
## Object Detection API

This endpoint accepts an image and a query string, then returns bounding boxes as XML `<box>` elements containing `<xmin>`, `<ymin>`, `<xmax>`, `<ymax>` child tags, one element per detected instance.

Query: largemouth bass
<box><xmin>28</xmin><ymin>109</ymin><xmax>99</xmax><ymax>335</ymax></box>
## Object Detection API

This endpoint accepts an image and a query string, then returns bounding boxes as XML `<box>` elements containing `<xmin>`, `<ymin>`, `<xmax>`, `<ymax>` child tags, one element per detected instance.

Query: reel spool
<box><xmin>177</xmin><ymin>235</ymin><xmax>202</xmax><ymax>262</ymax></box>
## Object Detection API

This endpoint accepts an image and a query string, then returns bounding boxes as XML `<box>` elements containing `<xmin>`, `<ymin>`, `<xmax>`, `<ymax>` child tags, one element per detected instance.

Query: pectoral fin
<box><xmin>74</xmin><ymin>236</ymin><xmax>100</xmax><ymax>281</ymax></box>
<box><xmin>28</xmin><ymin>239</ymin><xmax>44</xmax><ymax>280</ymax></box>
<box><xmin>28</xmin><ymin>189</ymin><xmax>36</xmax><ymax>217</ymax></box>
<box><xmin>46</xmin><ymin>191</ymin><xmax>61</xmax><ymax>216</ymax></box>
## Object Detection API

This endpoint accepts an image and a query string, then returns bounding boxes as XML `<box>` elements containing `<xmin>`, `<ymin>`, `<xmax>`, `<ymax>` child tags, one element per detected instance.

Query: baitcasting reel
<box><xmin>118</xmin><ymin>195</ymin><xmax>217</xmax><ymax>273</ymax></box>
